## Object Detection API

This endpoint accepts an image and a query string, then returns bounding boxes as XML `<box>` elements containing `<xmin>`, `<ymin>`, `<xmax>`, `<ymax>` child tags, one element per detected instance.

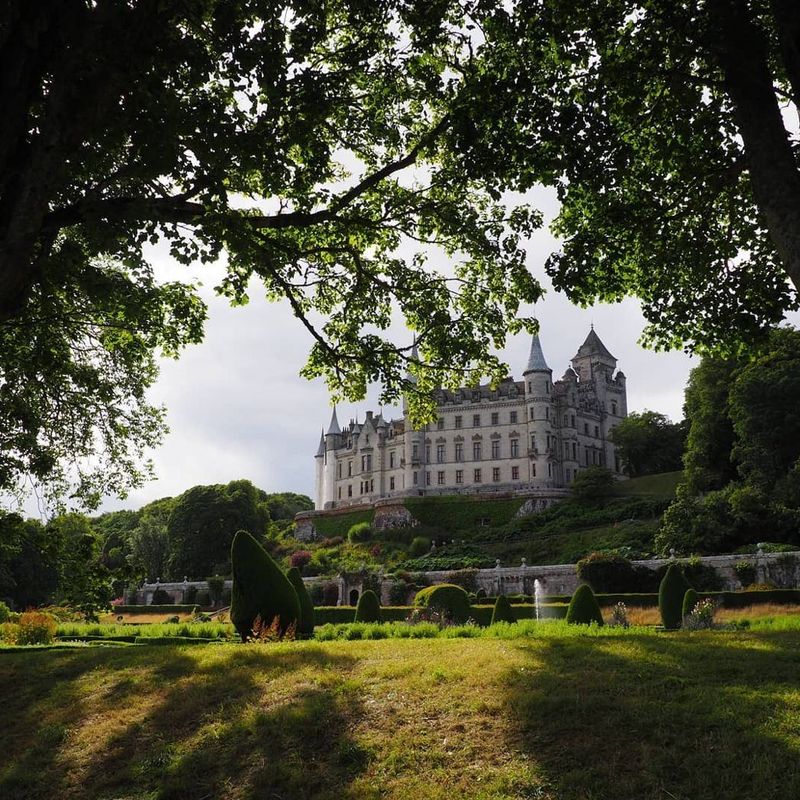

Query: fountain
<box><xmin>533</xmin><ymin>578</ymin><xmax>544</xmax><ymax>621</ymax></box>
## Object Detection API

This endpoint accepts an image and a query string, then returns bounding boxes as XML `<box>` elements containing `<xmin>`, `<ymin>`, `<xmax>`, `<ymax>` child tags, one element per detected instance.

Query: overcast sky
<box><xmin>90</xmin><ymin>185</ymin><xmax>715</xmax><ymax>513</ymax></box>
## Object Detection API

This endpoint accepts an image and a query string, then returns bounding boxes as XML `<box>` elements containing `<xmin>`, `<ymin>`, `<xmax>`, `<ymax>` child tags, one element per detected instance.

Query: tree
<box><xmin>459</xmin><ymin>2</ymin><xmax>800</xmax><ymax>353</ymax></box>
<box><xmin>571</xmin><ymin>466</ymin><xmax>615</xmax><ymax>505</ymax></box>
<box><xmin>658</xmin><ymin>564</ymin><xmax>690</xmax><ymax>630</ymax></box>
<box><xmin>128</xmin><ymin>510</ymin><xmax>171</xmax><ymax>583</ymax></box>
<box><xmin>609</xmin><ymin>411</ymin><xmax>688</xmax><ymax>478</ymax></box>
<box><xmin>0</xmin><ymin>1</ymin><xmax>540</xmax><ymax>508</ymax></box>
<box><xmin>566</xmin><ymin>584</ymin><xmax>603</xmax><ymax>626</ymax></box>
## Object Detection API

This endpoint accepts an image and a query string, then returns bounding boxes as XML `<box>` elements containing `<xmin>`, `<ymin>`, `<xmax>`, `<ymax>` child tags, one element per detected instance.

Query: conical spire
<box><xmin>326</xmin><ymin>406</ymin><xmax>341</xmax><ymax>435</ymax></box>
<box><xmin>524</xmin><ymin>331</ymin><xmax>550</xmax><ymax>373</ymax></box>
<box><xmin>405</xmin><ymin>337</ymin><xmax>419</xmax><ymax>385</ymax></box>
<box><xmin>315</xmin><ymin>429</ymin><xmax>325</xmax><ymax>456</ymax></box>
<box><xmin>573</xmin><ymin>327</ymin><xmax>616</xmax><ymax>363</ymax></box>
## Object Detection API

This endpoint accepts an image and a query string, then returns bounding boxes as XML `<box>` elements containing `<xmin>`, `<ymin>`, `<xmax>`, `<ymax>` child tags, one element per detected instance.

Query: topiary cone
<box><xmin>566</xmin><ymin>584</ymin><xmax>604</xmax><ymax>626</ymax></box>
<box><xmin>354</xmin><ymin>589</ymin><xmax>382</xmax><ymax>623</ymax></box>
<box><xmin>681</xmin><ymin>587</ymin><xmax>699</xmax><ymax>622</ymax></box>
<box><xmin>491</xmin><ymin>594</ymin><xmax>516</xmax><ymax>625</ymax></box>
<box><xmin>287</xmin><ymin>566</ymin><xmax>315</xmax><ymax>637</ymax></box>
<box><xmin>230</xmin><ymin>530</ymin><xmax>300</xmax><ymax>640</ymax></box>
<box><xmin>659</xmin><ymin>564</ymin><xmax>691</xmax><ymax>630</ymax></box>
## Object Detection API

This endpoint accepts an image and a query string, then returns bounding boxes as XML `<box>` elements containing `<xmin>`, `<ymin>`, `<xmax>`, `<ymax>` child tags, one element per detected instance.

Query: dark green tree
<box><xmin>659</xmin><ymin>564</ymin><xmax>691</xmax><ymax>630</ymax></box>
<box><xmin>230</xmin><ymin>530</ymin><xmax>299</xmax><ymax>640</ymax></box>
<box><xmin>681</xmin><ymin>588</ymin><xmax>699</xmax><ymax>621</ymax></box>
<box><xmin>566</xmin><ymin>584</ymin><xmax>604</xmax><ymax>626</ymax></box>
<box><xmin>490</xmin><ymin>594</ymin><xmax>516</xmax><ymax>625</ymax></box>
<box><xmin>571</xmin><ymin>466</ymin><xmax>615</xmax><ymax>506</ymax></box>
<box><xmin>609</xmin><ymin>412</ymin><xmax>688</xmax><ymax>478</ymax></box>
<box><xmin>354</xmin><ymin>589</ymin><xmax>382</xmax><ymax>623</ymax></box>
<box><xmin>287</xmin><ymin>566</ymin><xmax>315</xmax><ymax>636</ymax></box>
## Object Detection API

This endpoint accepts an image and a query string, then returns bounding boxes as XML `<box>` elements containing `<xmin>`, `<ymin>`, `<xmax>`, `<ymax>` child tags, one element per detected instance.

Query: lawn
<box><xmin>2</xmin><ymin>626</ymin><xmax>800</xmax><ymax>800</ymax></box>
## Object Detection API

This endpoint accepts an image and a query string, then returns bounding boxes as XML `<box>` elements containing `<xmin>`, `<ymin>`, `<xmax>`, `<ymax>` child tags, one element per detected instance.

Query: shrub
<box><xmin>15</xmin><ymin>611</ymin><xmax>57</xmax><ymax>645</ymax></box>
<box><xmin>446</xmin><ymin>568</ymin><xmax>479</xmax><ymax>593</ymax></box>
<box><xmin>681</xmin><ymin>588</ymin><xmax>699</xmax><ymax>621</ymax></box>
<box><xmin>388</xmin><ymin>581</ymin><xmax>411</xmax><ymax>606</ymax></box>
<box><xmin>0</xmin><ymin>622</ymin><xmax>18</xmax><ymax>643</ymax></box>
<box><xmin>151</xmin><ymin>588</ymin><xmax>173</xmax><ymax>605</ymax></box>
<box><xmin>184</xmin><ymin>585</ymin><xmax>198</xmax><ymax>605</ymax></box>
<box><xmin>207</xmin><ymin>575</ymin><xmax>226</xmax><ymax>607</ymax></box>
<box><xmin>0</xmin><ymin>601</ymin><xmax>11</xmax><ymax>623</ymax></box>
<box><xmin>348</xmin><ymin>522</ymin><xmax>372</xmax><ymax>543</ymax></box>
<box><xmin>290</xmin><ymin>550</ymin><xmax>312</xmax><ymax>570</ymax></box>
<box><xmin>576</xmin><ymin>552</ymin><xmax>638</xmax><ymax>593</ymax></box>
<box><xmin>734</xmin><ymin>560</ymin><xmax>756</xmax><ymax>586</ymax></box>
<box><xmin>566</xmin><ymin>584</ymin><xmax>604</xmax><ymax>626</ymax></box>
<box><xmin>659</xmin><ymin>564</ymin><xmax>690</xmax><ymax>630</ymax></box>
<box><xmin>414</xmin><ymin>584</ymin><xmax>471</xmax><ymax>623</ymax></box>
<box><xmin>409</xmin><ymin>536</ymin><xmax>431</xmax><ymax>557</ymax></box>
<box><xmin>320</xmin><ymin>536</ymin><xmax>344</xmax><ymax>548</ymax></box>
<box><xmin>682</xmin><ymin>558</ymin><xmax>724</xmax><ymax>591</ymax></box>
<box><xmin>491</xmin><ymin>595</ymin><xmax>516</xmax><ymax>625</ymax></box>
<box><xmin>683</xmin><ymin>598</ymin><xmax>717</xmax><ymax>630</ymax></box>
<box><xmin>609</xmin><ymin>602</ymin><xmax>629</xmax><ymax>628</ymax></box>
<box><xmin>309</xmin><ymin>583</ymin><xmax>324</xmax><ymax>606</ymax></box>
<box><xmin>230</xmin><ymin>530</ymin><xmax>300</xmax><ymax>640</ymax></box>
<box><xmin>322</xmin><ymin>583</ymin><xmax>340</xmax><ymax>606</ymax></box>
<box><xmin>196</xmin><ymin>591</ymin><xmax>211</xmax><ymax>607</ymax></box>
<box><xmin>287</xmin><ymin>567</ymin><xmax>315</xmax><ymax>637</ymax></box>
<box><xmin>354</xmin><ymin>590</ymin><xmax>382</xmax><ymax>623</ymax></box>
<box><xmin>475</xmin><ymin>588</ymin><xmax>487</xmax><ymax>600</ymax></box>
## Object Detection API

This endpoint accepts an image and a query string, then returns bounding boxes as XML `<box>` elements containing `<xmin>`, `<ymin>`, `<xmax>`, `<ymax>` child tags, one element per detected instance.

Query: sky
<box><xmin>93</xmin><ymin>185</ymin><xmax>703</xmax><ymax>513</ymax></box>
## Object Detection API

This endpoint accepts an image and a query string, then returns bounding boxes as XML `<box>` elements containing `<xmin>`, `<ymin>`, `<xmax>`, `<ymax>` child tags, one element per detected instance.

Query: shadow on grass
<box><xmin>0</xmin><ymin>643</ymin><xmax>365</xmax><ymax>800</ymax></box>
<box><xmin>504</xmin><ymin>631</ymin><xmax>800</xmax><ymax>800</ymax></box>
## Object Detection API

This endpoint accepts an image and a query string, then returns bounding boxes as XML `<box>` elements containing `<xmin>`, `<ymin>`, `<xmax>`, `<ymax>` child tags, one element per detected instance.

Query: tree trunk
<box><xmin>707</xmin><ymin>0</ymin><xmax>800</xmax><ymax>293</ymax></box>
<box><xmin>771</xmin><ymin>0</ymin><xmax>800</xmax><ymax>110</ymax></box>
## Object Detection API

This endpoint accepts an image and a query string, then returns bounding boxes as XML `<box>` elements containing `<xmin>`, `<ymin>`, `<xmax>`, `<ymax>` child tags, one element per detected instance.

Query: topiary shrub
<box><xmin>566</xmin><ymin>584</ymin><xmax>604</xmax><ymax>626</ymax></box>
<box><xmin>184</xmin><ymin>585</ymin><xmax>198</xmax><ymax>605</ymax></box>
<box><xmin>230</xmin><ymin>530</ymin><xmax>300</xmax><ymax>640</ymax></box>
<box><xmin>409</xmin><ymin>536</ymin><xmax>431</xmax><ymax>557</ymax></box>
<box><xmin>681</xmin><ymin>588</ymin><xmax>699</xmax><ymax>621</ymax></box>
<box><xmin>287</xmin><ymin>567</ymin><xmax>315</xmax><ymax>637</ymax></box>
<box><xmin>354</xmin><ymin>589</ymin><xmax>382</xmax><ymax>622</ymax></box>
<box><xmin>348</xmin><ymin>522</ymin><xmax>372</xmax><ymax>543</ymax></box>
<box><xmin>207</xmin><ymin>575</ymin><xmax>226</xmax><ymax>607</ymax></box>
<box><xmin>413</xmin><ymin>583</ymin><xmax>470</xmax><ymax>623</ymax></box>
<box><xmin>491</xmin><ymin>595</ymin><xmax>516</xmax><ymax>625</ymax></box>
<box><xmin>659</xmin><ymin>564</ymin><xmax>691</xmax><ymax>630</ymax></box>
<box><xmin>151</xmin><ymin>588</ymin><xmax>173</xmax><ymax>605</ymax></box>
<box><xmin>388</xmin><ymin>581</ymin><xmax>410</xmax><ymax>605</ymax></box>
<box><xmin>576</xmin><ymin>552</ymin><xmax>638</xmax><ymax>593</ymax></box>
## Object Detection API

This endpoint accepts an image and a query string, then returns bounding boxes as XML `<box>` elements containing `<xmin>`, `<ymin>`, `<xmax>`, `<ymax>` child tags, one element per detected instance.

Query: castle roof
<box><xmin>326</xmin><ymin>407</ymin><xmax>341</xmax><ymax>435</ymax></box>
<box><xmin>524</xmin><ymin>332</ymin><xmax>550</xmax><ymax>373</ymax></box>
<box><xmin>315</xmin><ymin>429</ymin><xmax>325</xmax><ymax>457</ymax></box>
<box><xmin>573</xmin><ymin>327</ymin><xmax>616</xmax><ymax>364</ymax></box>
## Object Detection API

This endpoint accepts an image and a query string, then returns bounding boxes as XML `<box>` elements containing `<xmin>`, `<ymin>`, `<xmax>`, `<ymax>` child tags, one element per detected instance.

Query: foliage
<box><xmin>682</xmin><ymin>598</ymin><xmax>718</xmax><ymax>631</ymax></box>
<box><xmin>0</xmin><ymin>601</ymin><xmax>10</xmax><ymax>622</ymax></box>
<box><xmin>681</xmin><ymin>589</ymin><xmax>699</xmax><ymax>621</ymax></box>
<box><xmin>659</xmin><ymin>564</ymin><xmax>691</xmax><ymax>630</ymax></box>
<box><xmin>249</xmin><ymin>615</ymin><xmax>296</xmax><ymax>643</ymax></box>
<box><xmin>287</xmin><ymin>567</ymin><xmax>315</xmax><ymax>638</ymax></box>
<box><xmin>576</xmin><ymin>552</ymin><xmax>638</xmax><ymax>594</ymax></box>
<box><xmin>14</xmin><ymin>611</ymin><xmax>57</xmax><ymax>646</ymax></box>
<box><xmin>347</xmin><ymin>522</ymin><xmax>372</xmax><ymax>544</ymax></box>
<box><xmin>445</xmin><ymin>569</ymin><xmax>479</xmax><ymax>593</ymax></box>
<box><xmin>413</xmin><ymin>584</ymin><xmax>471</xmax><ymax>624</ymax></box>
<box><xmin>206</xmin><ymin>576</ymin><xmax>226</xmax><ymax>607</ymax></box>
<box><xmin>566</xmin><ymin>584</ymin><xmax>603</xmax><ymax>626</ymax></box>
<box><xmin>490</xmin><ymin>595</ymin><xmax>516</xmax><ymax>625</ymax></box>
<box><xmin>354</xmin><ymin>590</ymin><xmax>382</xmax><ymax>623</ymax></box>
<box><xmin>570</xmin><ymin>467</ymin><xmax>616</xmax><ymax>506</ymax></box>
<box><xmin>128</xmin><ymin>505</ymin><xmax>171</xmax><ymax>582</ymax></box>
<box><xmin>609</xmin><ymin>602</ymin><xmax>629</xmax><ymax>629</ymax></box>
<box><xmin>151</xmin><ymin>589</ymin><xmax>173</xmax><ymax>606</ymax></box>
<box><xmin>409</xmin><ymin>536</ymin><xmax>431</xmax><ymax>558</ymax></box>
<box><xmin>230</xmin><ymin>530</ymin><xmax>299</xmax><ymax>641</ymax></box>
<box><xmin>290</xmin><ymin>550</ymin><xmax>312</xmax><ymax>570</ymax></box>
<box><xmin>403</xmin><ymin>496</ymin><xmax>526</xmax><ymax>533</ymax></box>
<box><xmin>609</xmin><ymin>412</ymin><xmax>688</xmax><ymax>478</ymax></box>
<box><xmin>388</xmin><ymin>581</ymin><xmax>411</xmax><ymax>606</ymax></box>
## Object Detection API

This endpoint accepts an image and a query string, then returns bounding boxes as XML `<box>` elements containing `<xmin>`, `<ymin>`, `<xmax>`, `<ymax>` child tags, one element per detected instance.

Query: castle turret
<box><xmin>523</xmin><ymin>331</ymin><xmax>556</xmax><ymax>486</ymax></box>
<box><xmin>314</xmin><ymin>429</ymin><xmax>325</xmax><ymax>509</ymax></box>
<box><xmin>321</xmin><ymin>407</ymin><xmax>341</xmax><ymax>508</ymax></box>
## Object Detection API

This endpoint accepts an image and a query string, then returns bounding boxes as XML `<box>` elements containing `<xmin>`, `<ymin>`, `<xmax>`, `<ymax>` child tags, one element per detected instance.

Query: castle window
<box><xmin>491</xmin><ymin>440</ymin><xmax>500</xmax><ymax>459</ymax></box>
<box><xmin>473</xmin><ymin>441</ymin><xmax>482</xmax><ymax>460</ymax></box>
<box><xmin>413</xmin><ymin>471</ymin><xmax>418</xmax><ymax>485</ymax></box>
<box><xmin>492</xmin><ymin>467</ymin><xmax>500</xmax><ymax>482</ymax></box>
<box><xmin>510</xmin><ymin>410</ymin><xmax>518</xmax><ymax>424</ymax></box>
<box><xmin>455</xmin><ymin>442</ymin><xmax>464</xmax><ymax>462</ymax></box>
<box><xmin>566</xmin><ymin>469</ymin><xmax>571</xmax><ymax>483</ymax></box>
<box><xmin>338</xmin><ymin>463</ymin><xmax>342</xmax><ymax>479</ymax></box>
<box><xmin>510</xmin><ymin>438</ymin><xmax>519</xmax><ymax>458</ymax></box>
<box><xmin>532</xmin><ymin>463</ymin><xmax>536</xmax><ymax>477</ymax></box>
<box><xmin>436</xmin><ymin>444</ymin><xmax>445</xmax><ymax>463</ymax></box>
<box><xmin>370</xmin><ymin>479</ymin><xmax>374</xmax><ymax>492</ymax></box>
<box><xmin>563</xmin><ymin>414</ymin><xmax>568</xmax><ymax>426</ymax></box>
<box><xmin>592</xmin><ymin>450</ymin><xmax>597</xmax><ymax>464</ymax></box>
<box><xmin>348</xmin><ymin>461</ymin><xmax>352</xmax><ymax>476</ymax></box>
<box><xmin>584</xmin><ymin>422</ymin><xmax>589</xmax><ymax>434</ymax></box>
<box><xmin>437</xmin><ymin>471</ymin><xmax>445</xmax><ymax>485</ymax></box>
<box><xmin>437</xmin><ymin>418</ymin><xmax>444</xmax><ymax>430</ymax></box>
<box><xmin>546</xmin><ymin>380</ymin><xmax>550</xmax><ymax>394</ymax></box>
<box><xmin>412</xmin><ymin>443</ymin><xmax>418</xmax><ymax>460</ymax></box>
<box><xmin>426</xmin><ymin>471</ymin><xmax>431</xmax><ymax>485</ymax></box>
<box><xmin>545</xmin><ymin>407</ymin><xmax>549</xmax><ymax>420</ymax></box>
<box><xmin>611</xmin><ymin>401</ymin><xmax>618</xmax><ymax>415</ymax></box>
<box><xmin>338</xmin><ymin>487</ymin><xmax>341</xmax><ymax>499</ymax></box>
<box><xmin>585</xmin><ymin>449</ymin><xmax>590</xmax><ymax>465</ymax></box>
<box><xmin>390</xmin><ymin>476</ymin><xmax>395</xmax><ymax>490</ymax></box>
<box><xmin>512</xmin><ymin>466</ymin><xmax>519</xmax><ymax>480</ymax></box>
<box><xmin>455</xmin><ymin>415</ymin><xmax>462</xmax><ymax>429</ymax></box>
<box><xmin>530</xmin><ymin>435</ymin><xmax>536</xmax><ymax>451</ymax></box>
<box><xmin>548</xmin><ymin>462</ymin><xmax>552</xmax><ymax>476</ymax></box>
<box><xmin>491</xmin><ymin>412</ymin><xmax>499</xmax><ymax>426</ymax></box>
<box><xmin>472</xmin><ymin>391</ymin><xmax>481</xmax><ymax>402</ymax></box>
<box><xmin>474</xmin><ymin>468</ymin><xmax>482</xmax><ymax>483</ymax></box>
<box><xmin>348</xmin><ymin>485</ymin><xmax>352</xmax><ymax>497</ymax></box>
<box><xmin>572</xmin><ymin>442</ymin><xmax>577</xmax><ymax>460</ymax></box>
<box><xmin>390</xmin><ymin>451</ymin><xmax>395</xmax><ymax>468</ymax></box>
<box><xmin>571</xmin><ymin>415</ymin><xmax>576</xmax><ymax>427</ymax></box>
<box><xmin>472</xmin><ymin>414</ymin><xmax>480</xmax><ymax>427</ymax></box>
<box><xmin>527</xmin><ymin>382</ymin><xmax>531</xmax><ymax>393</ymax></box>
<box><xmin>456</xmin><ymin>469</ymin><xmax>463</xmax><ymax>484</ymax></box>
<box><xmin>425</xmin><ymin>444</ymin><xmax>431</xmax><ymax>461</ymax></box>
<box><xmin>594</xmin><ymin>425</ymin><xmax>599</xmax><ymax>438</ymax></box>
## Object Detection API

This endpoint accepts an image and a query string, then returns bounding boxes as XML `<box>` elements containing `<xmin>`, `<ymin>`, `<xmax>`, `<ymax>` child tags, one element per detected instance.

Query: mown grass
<box><xmin>1</xmin><ymin>628</ymin><xmax>800</xmax><ymax>800</ymax></box>
<box><xmin>56</xmin><ymin>621</ymin><xmax>236</xmax><ymax>640</ymax></box>
<box><xmin>612</xmin><ymin>470</ymin><xmax>683</xmax><ymax>497</ymax></box>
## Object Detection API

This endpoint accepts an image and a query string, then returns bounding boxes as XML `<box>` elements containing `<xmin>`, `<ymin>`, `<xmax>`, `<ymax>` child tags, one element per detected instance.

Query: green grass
<box><xmin>311</xmin><ymin>508</ymin><xmax>375</xmax><ymax>538</ymax></box>
<box><xmin>403</xmin><ymin>495</ymin><xmax>526</xmax><ymax>532</ymax></box>
<box><xmin>56</xmin><ymin>621</ymin><xmax>236</xmax><ymax>640</ymax></box>
<box><xmin>2</xmin><ymin>627</ymin><xmax>800</xmax><ymax>799</ymax></box>
<box><xmin>612</xmin><ymin>470</ymin><xmax>683</xmax><ymax>497</ymax></box>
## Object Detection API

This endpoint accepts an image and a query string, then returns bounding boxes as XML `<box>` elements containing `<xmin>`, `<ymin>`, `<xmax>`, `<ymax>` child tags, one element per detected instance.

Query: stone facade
<box><xmin>313</xmin><ymin>327</ymin><xmax>628</xmax><ymax>511</ymax></box>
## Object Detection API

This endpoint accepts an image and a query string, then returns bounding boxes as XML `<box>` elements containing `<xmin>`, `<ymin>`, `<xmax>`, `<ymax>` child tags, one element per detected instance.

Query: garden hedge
<box><xmin>659</xmin><ymin>564</ymin><xmax>691</xmax><ymax>630</ymax></box>
<box><xmin>287</xmin><ymin>567</ymin><xmax>315</xmax><ymax>636</ymax></box>
<box><xmin>491</xmin><ymin>595</ymin><xmax>516</xmax><ymax>625</ymax></box>
<box><xmin>354</xmin><ymin>590</ymin><xmax>382</xmax><ymax>623</ymax></box>
<box><xmin>414</xmin><ymin>584</ymin><xmax>471</xmax><ymax>623</ymax></box>
<box><xmin>682</xmin><ymin>588</ymin><xmax>699</xmax><ymax>620</ymax></box>
<box><xmin>230</xmin><ymin>530</ymin><xmax>300</xmax><ymax>639</ymax></box>
<box><xmin>113</xmin><ymin>605</ymin><xmax>201</xmax><ymax>614</ymax></box>
<box><xmin>566</xmin><ymin>584</ymin><xmax>604</xmax><ymax>625</ymax></box>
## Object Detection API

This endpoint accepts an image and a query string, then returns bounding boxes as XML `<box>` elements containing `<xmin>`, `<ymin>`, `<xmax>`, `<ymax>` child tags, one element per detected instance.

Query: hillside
<box><xmin>273</xmin><ymin>473</ymin><xmax>681</xmax><ymax>576</ymax></box>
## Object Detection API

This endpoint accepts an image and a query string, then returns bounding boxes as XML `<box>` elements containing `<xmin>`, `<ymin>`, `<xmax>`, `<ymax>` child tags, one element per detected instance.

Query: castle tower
<box><xmin>314</xmin><ymin>429</ymin><xmax>325</xmax><ymax>509</ymax></box>
<box><xmin>523</xmin><ymin>331</ymin><xmax>556</xmax><ymax>486</ymax></box>
<box><xmin>321</xmin><ymin>407</ymin><xmax>341</xmax><ymax>508</ymax></box>
<box><xmin>403</xmin><ymin>339</ymin><xmax>423</xmax><ymax>493</ymax></box>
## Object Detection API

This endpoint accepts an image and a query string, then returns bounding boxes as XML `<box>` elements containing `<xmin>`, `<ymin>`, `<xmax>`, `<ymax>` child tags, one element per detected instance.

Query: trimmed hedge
<box><xmin>287</xmin><ymin>567</ymin><xmax>315</xmax><ymax>637</ymax></box>
<box><xmin>659</xmin><ymin>564</ymin><xmax>691</xmax><ymax>630</ymax></box>
<box><xmin>414</xmin><ymin>584</ymin><xmax>471</xmax><ymax>623</ymax></box>
<box><xmin>566</xmin><ymin>584</ymin><xmax>604</xmax><ymax>626</ymax></box>
<box><xmin>230</xmin><ymin>530</ymin><xmax>300</xmax><ymax>639</ymax></box>
<box><xmin>491</xmin><ymin>595</ymin><xmax>516</xmax><ymax>625</ymax></box>
<box><xmin>545</xmin><ymin>589</ymin><xmax>800</xmax><ymax>609</ymax></box>
<box><xmin>314</xmin><ymin>606</ymin><xmax>413</xmax><ymax>625</ymax></box>
<box><xmin>354</xmin><ymin>590</ymin><xmax>382</xmax><ymax>623</ymax></box>
<box><xmin>113</xmin><ymin>605</ymin><xmax>201</xmax><ymax>614</ymax></box>
<box><xmin>682</xmin><ymin>588</ymin><xmax>699</xmax><ymax>620</ymax></box>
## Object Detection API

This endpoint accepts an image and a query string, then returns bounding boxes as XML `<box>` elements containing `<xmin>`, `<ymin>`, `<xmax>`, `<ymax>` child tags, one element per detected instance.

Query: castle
<box><xmin>313</xmin><ymin>328</ymin><xmax>628</xmax><ymax>510</ymax></box>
